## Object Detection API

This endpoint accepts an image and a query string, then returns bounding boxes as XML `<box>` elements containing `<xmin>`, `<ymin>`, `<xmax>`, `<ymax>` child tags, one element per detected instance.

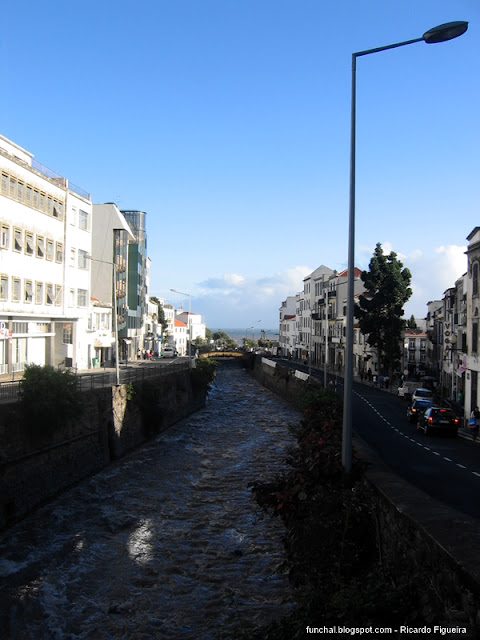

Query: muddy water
<box><xmin>0</xmin><ymin>366</ymin><xmax>301</xmax><ymax>639</ymax></box>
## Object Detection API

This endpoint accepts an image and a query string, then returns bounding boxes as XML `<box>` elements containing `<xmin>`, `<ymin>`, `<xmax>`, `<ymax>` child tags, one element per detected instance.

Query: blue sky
<box><xmin>2</xmin><ymin>1</ymin><xmax>479</xmax><ymax>330</ymax></box>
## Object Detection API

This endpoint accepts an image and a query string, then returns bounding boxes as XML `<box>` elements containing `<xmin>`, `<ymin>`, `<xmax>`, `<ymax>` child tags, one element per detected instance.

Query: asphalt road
<box><xmin>279</xmin><ymin>359</ymin><xmax>480</xmax><ymax>519</ymax></box>
<box><xmin>350</xmin><ymin>380</ymin><xmax>480</xmax><ymax>519</ymax></box>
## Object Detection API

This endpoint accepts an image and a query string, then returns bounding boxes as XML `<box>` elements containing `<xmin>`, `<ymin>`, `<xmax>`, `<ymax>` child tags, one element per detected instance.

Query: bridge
<box><xmin>199</xmin><ymin>351</ymin><xmax>244</xmax><ymax>359</ymax></box>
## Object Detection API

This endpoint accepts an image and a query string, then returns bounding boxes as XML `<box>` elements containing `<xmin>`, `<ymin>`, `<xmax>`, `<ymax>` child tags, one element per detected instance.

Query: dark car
<box><xmin>407</xmin><ymin>398</ymin><xmax>434</xmax><ymax>424</ymax></box>
<box><xmin>417</xmin><ymin>407</ymin><xmax>459</xmax><ymax>436</ymax></box>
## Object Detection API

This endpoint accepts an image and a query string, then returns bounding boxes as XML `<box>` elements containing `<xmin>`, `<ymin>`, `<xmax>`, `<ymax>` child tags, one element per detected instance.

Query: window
<box><xmin>53</xmin><ymin>200</ymin><xmax>63</xmax><ymax>219</ymax></box>
<box><xmin>24</xmin><ymin>280</ymin><xmax>33</xmax><ymax>303</ymax></box>
<box><xmin>55</xmin><ymin>242</ymin><xmax>63</xmax><ymax>263</ymax></box>
<box><xmin>0</xmin><ymin>275</ymin><xmax>7</xmax><ymax>300</ymax></box>
<box><xmin>474</xmin><ymin>263</ymin><xmax>479</xmax><ymax>297</ymax></box>
<box><xmin>1</xmin><ymin>173</ymin><xmax>7</xmax><ymax>195</ymax></box>
<box><xmin>13</xmin><ymin>228</ymin><xmax>23</xmax><ymax>252</ymax></box>
<box><xmin>36</xmin><ymin>235</ymin><xmax>45</xmax><ymax>258</ymax></box>
<box><xmin>70</xmin><ymin>247</ymin><xmax>76</xmax><ymax>266</ymax></box>
<box><xmin>69</xmin><ymin>288</ymin><xmax>75</xmax><ymax>307</ymax></box>
<box><xmin>55</xmin><ymin>285</ymin><xmax>62</xmax><ymax>306</ymax></box>
<box><xmin>473</xmin><ymin>323</ymin><xmax>478</xmax><ymax>354</ymax></box>
<box><xmin>25</xmin><ymin>185</ymin><xmax>32</xmax><ymax>206</ymax></box>
<box><xmin>17</xmin><ymin>181</ymin><xmax>24</xmax><ymax>202</ymax></box>
<box><xmin>71</xmin><ymin>207</ymin><xmax>77</xmax><ymax>226</ymax></box>
<box><xmin>25</xmin><ymin>232</ymin><xmax>34</xmax><ymax>256</ymax></box>
<box><xmin>12</xmin><ymin>277</ymin><xmax>21</xmax><ymax>302</ymax></box>
<box><xmin>39</xmin><ymin>192</ymin><xmax>46</xmax><ymax>211</ymax></box>
<box><xmin>78</xmin><ymin>209</ymin><xmax>89</xmax><ymax>231</ymax></box>
<box><xmin>62</xmin><ymin>323</ymin><xmax>73</xmax><ymax>344</ymax></box>
<box><xmin>77</xmin><ymin>288</ymin><xmax>88</xmax><ymax>307</ymax></box>
<box><xmin>45</xmin><ymin>283</ymin><xmax>54</xmax><ymax>305</ymax></box>
<box><xmin>9</xmin><ymin>177</ymin><xmax>17</xmax><ymax>199</ymax></box>
<box><xmin>33</xmin><ymin>189</ymin><xmax>39</xmax><ymax>209</ymax></box>
<box><xmin>78</xmin><ymin>249</ymin><xmax>88</xmax><ymax>269</ymax></box>
<box><xmin>46</xmin><ymin>239</ymin><xmax>54</xmax><ymax>261</ymax></box>
<box><xmin>35</xmin><ymin>282</ymin><xmax>43</xmax><ymax>305</ymax></box>
<box><xmin>0</xmin><ymin>224</ymin><xmax>9</xmax><ymax>249</ymax></box>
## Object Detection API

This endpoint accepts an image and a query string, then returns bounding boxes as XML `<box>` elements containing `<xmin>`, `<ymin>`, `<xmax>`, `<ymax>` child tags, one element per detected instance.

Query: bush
<box><xmin>19</xmin><ymin>364</ymin><xmax>84</xmax><ymax>437</ymax></box>
<box><xmin>190</xmin><ymin>359</ymin><xmax>218</xmax><ymax>394</ymax></box>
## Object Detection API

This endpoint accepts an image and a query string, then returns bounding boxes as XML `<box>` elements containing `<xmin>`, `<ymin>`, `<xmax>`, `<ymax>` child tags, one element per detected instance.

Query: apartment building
<box><xmin>91</xmin><ymin>203</ymin><xmax>135</xmax><ymax>365</ymax></box>
<box><xmin>279</xmin><ymin>296</ymin><xmax>296</xmax><ymax>357</ymax></box>
<box><xmin>0</xmin><ymin>133</ymin><xmax>93</xmax><ymax>373</ymax></box>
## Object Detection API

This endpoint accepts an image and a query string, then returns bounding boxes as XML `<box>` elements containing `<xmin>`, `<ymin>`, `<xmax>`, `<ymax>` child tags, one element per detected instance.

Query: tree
<box><xmin>407</xmin><ymin>315</ymin><xmax>417</xmax><ymax>329</ymax></box>
<box><xmin>355</xmin><ymin>243</ymin><xmax>412</xmax><ymax>373</ymax></box>
<box><xmin>150</xmin><ymin>296</ymin><xmax>168</xmax><ymax>335</ymax></box>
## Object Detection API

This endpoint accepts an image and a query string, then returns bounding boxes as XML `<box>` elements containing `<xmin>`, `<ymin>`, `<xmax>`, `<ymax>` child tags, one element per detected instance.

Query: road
<box><xmin>279</xmin><ymin>359</ymin><xmax>480</xmax><ymax>519</ymax></box>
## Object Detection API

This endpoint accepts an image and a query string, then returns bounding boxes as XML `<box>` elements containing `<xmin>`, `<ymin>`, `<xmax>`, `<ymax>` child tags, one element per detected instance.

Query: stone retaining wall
<box><xmin>0</xmin><ymin>369</ymin><xmax>206</xmax><ymax>530</ymax></box>
<box><xmin>250</xmin><ymin>355</ymin><xmax>480</xmax><ymax>627</ymax></box>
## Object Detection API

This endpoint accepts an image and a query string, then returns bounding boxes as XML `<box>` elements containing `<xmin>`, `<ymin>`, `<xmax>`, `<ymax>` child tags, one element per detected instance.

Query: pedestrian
<box><xmin>470</xmin><ymin>406</ymin><xmax>480</xmax><ymax>443</ymax></box>
<box><xmin>372</xmin><ymin>375</ymin><xmax>377</xmax><ymax>387</ymax></box>
<box><xmin>137</xmin><ymin>348</ymin><xmax>141</xmax><ymax>360</ymax></box>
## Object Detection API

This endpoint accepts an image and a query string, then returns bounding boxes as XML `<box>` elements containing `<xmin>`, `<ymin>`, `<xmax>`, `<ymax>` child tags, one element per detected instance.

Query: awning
<box><xmin>123</xmin><ymin>338</ymin><xmax>132</xmax><ymax>344</ymax></box>
<box><xmin>94</xmin><ymin>336</ymin><xmax>115</xmax><ymax>348</ymax></box>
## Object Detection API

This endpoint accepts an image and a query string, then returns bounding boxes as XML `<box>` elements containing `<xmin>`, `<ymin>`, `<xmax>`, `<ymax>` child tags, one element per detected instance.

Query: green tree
<box><xmin>355</xmin><ymin>243</ymin><xmax>412</xmax><ymax>373</ymax></box>
<box><xmin>150</xmin><ymin>296</ymin><xmax>168</xmax><ymax>335</ymax></box>
<box><xmin>407</xmin><ymin>315</ymin><xmax>417</xmax><ymax>329</ymax></box>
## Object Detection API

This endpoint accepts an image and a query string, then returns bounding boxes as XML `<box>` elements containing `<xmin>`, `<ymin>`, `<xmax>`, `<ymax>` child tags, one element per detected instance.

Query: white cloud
<box><xmin>194</xmin><ymin>266</ymin><xmax>312</xmax><ymax>326</ymax></box>
<box><xmin>404</xmin><ymin>244</ymin><xmax>467</xmax><ymax>318</ymax></box>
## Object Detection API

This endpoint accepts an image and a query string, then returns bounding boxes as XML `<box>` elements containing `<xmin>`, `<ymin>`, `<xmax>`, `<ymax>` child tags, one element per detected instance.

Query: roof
<box><xmin>174</xmin><ymin>318</ymin><xmax>187</xmax><ymax>328</ymax></box>
<box><xmin>405</xmin><ymin>328</ymin><xmax>426</xmax><ymax>337</ymax></box>
<box><xmin>337</xmin><ymin>267</ymin><xmax>363</xmax><ymax>278</ymax></box>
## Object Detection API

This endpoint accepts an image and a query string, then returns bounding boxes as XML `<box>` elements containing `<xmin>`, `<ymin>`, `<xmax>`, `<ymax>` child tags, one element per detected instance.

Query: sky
<box><xmin>1</xmin><ymin>1</ymin><xmax>479</xmax><ymax>330</ymax></box>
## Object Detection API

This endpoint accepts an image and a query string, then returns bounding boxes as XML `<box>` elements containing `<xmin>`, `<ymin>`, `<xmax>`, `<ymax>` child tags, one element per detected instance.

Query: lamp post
<box><xmin>170</xmin><ymin>288</ymin><xmax>192</xmax><ymax>362</ymax></box>
<box><xmin>343</xmin><ymin>21</ymin><xmax>468</xmax><ymax>473</ymax></box>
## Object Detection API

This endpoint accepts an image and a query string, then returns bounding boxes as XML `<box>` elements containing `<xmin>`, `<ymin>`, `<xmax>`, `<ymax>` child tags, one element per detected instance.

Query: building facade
<box><xmin>0</xmin><ymin>133</ymin><xmax>93</xmax><ymax>374</ymax></box>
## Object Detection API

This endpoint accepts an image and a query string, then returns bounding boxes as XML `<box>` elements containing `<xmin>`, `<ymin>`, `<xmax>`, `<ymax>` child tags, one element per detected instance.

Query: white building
<box><xmin>176</xmin><ymin>311</ymin><xmax>206</xmax><ymax>344</ymax></box>
<box><xmin>279</xmin><ymin>296</ymin><xmax>296</xmax><ymax>357</ymax></box>
<box><xmin>0</xmin><ymin>133</ymin><xmax>93</xmax><ymax>374</ymax></box>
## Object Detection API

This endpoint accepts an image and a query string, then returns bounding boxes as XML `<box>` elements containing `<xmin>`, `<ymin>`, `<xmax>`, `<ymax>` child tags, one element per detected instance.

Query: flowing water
<box><xmin>0</xmin><ymin>366</ymin><xmax>301</xmax><ymax>639</ymax></box>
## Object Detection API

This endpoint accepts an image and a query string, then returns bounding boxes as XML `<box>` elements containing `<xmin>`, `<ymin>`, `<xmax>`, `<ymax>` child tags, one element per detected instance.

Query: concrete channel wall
<box><xmin>249</xmin><ymin>355</ymin><xmax>480</xmax><ymax>623</ymax></box>
<box><xmin>0</xmin><ymin>368</ymin><xmax>206</xmax><ymax>530</ymax></box>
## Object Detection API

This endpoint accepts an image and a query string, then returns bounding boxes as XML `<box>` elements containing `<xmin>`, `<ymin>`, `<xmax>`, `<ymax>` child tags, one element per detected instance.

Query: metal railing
<box><xmin>0</xmin><ymin>360</ymin><xmax>191</xmax><ymax>402</ymax></box>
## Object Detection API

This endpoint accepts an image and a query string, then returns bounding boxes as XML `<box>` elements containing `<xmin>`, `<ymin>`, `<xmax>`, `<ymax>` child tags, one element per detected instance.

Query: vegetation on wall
<box><xmin>250</xmin><ymin>385</ymin><xmax>472</xmax><ymax>638</ymax></box>
<box><xmin>19</xmin><ymin>364</ymin><xmax>84</xmax><ymax>437</ymax></box>
<box><xmin>190</xmin><ymin>359</ymin><xmax>218</xmax><ymax>395</ymax></box>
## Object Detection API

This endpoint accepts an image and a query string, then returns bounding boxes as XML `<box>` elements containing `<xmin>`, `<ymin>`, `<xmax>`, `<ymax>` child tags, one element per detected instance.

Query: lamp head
<box><xmin>423</xmin><ymin>21</ymin><xmax>468</xmax><ymax>44</ymax></box>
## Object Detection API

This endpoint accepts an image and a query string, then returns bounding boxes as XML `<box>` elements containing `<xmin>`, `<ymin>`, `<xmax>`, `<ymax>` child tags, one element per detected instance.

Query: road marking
<box><xmin>356</xmin><ymin>390</ymin><xmax>474</xmax><ymax>478</ymax></box>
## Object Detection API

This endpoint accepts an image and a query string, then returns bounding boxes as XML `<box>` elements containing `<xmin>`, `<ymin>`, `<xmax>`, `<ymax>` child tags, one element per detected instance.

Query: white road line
<box><xmin>444</xmin><ymin>457</ymin><xmax>452</xmax><ymax>462</ymax></box>
<box><xmin>457</xmin><ymin>464</ymin><xmax>467</xmax><ymax>469</ymax></box>
<box><xmin>473</xmin><ymin>472</ymin><xmax>480</xmax><ymax>478</ymax></box>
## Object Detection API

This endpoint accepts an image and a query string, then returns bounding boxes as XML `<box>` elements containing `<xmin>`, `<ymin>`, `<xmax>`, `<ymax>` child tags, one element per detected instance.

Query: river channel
<box><xmin>0</xmin><ymin>365</ymin><xmax>301</xmax><ymax>639</ymax></box>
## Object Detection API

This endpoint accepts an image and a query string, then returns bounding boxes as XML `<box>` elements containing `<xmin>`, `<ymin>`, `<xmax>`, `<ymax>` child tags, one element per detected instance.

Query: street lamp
<box><xmin>343</xmin><ymin>21</ymin><xmax>468</xmax><ymax>473</ymax></box>
<box><xmin>170</xmin><ymin>288</ymin><xmax>192</xmax><ymax>363</ymax></box>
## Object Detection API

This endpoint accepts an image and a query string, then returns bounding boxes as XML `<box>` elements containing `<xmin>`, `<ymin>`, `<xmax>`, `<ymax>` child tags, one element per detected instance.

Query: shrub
<box><xmin>190</xmin><ymin>359</ymin><xmax>218</xmax><ymax>394</ymax></box>
<box><xmin>19</xmin><ymin>364</ymin><xmax>84</xmax><ymax>437</ymax></box>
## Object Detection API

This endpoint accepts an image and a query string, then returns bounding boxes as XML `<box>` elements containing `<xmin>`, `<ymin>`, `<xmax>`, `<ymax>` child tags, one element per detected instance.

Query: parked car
<box><xmin>161</xmin><ymin>346</ymin><xmax>177</xmax><ymax>358</ymax></box>
<box><xmin>417</xmin><ymin>407</ymin><xmax>459</xmax><ymax>436</ymax></box>
<box><xmin>407</xmin><ymin>398</ymin><xmax>434</xmax><ymax>424</ymax></box>
<box><xmin>411</xmin><ymin>388</ymin><xmax>434</xmax><ymax>403</ymax></box>
<box><xmin>397</xmin><ymin>380</ymin><xmax>420</xmax><ymax>399</ymax></box>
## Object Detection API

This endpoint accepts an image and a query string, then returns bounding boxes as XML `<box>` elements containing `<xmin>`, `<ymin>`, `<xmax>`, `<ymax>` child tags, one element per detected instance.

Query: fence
<box><xmin>0</xmin><ymin>360</ymin><xmax>191</xmax><ymax>402</ymax></box>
